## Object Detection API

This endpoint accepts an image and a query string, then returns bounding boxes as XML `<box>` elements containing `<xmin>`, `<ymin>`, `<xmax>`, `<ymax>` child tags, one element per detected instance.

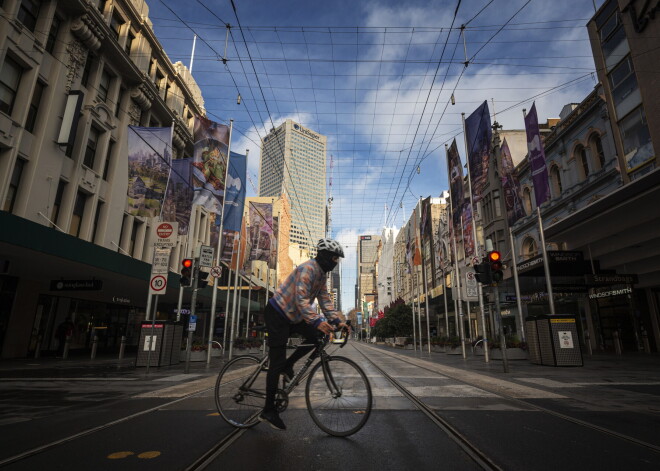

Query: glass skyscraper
<box><xmin>258</xmin><ymin>119</ymin><xmax>327</xmax><ymax>254</ymax></box>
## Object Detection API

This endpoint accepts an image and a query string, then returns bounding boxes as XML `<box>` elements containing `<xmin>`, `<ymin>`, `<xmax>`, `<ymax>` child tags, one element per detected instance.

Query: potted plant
<box><xmin>490</xmin><ymin>335</ymin><xmax>528</xmax><ymax>360</ymax></box>
<box><xmin>445</xmin><ymin>336</ymin><xmax>463</xmax><ymax>355</ymax></box>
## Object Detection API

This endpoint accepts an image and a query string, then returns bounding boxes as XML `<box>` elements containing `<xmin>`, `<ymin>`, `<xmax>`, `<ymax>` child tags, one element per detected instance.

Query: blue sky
<box><xmin>148</xmin><ymin>0</ymin><xmax>604</xmax><ymax>311</ymax></box>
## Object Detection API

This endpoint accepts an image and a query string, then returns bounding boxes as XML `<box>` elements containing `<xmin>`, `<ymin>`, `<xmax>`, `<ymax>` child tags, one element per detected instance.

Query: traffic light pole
<box><xmin>493</xmin><ymin>283</ymin><xmax>509</xmax><ymax>373</ymax></box>
<box><xmin>184</xmin><ymin>262</ymin><xmax>200</xmax><ymax>374</ymax></box>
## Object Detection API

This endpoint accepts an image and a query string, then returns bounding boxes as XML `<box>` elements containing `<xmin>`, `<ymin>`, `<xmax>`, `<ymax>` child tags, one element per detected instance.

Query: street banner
<box><xmin>192</xmin><ymin>116</ymin><xmax>230</xmax><ymax>214</ymax></box>
<box><xmin>246</xmin><ymin>202</ymin><xmax>274</xmax><ymax>267</ymax></box>
<box><xmin>524</xmin><ymin>103</ymin><xmax>550</xmax><ymax>206</ymax></box>
<box><xmin>420</xmin><ymin>197</ymin><xmax>435</xmax><ymax>290</ymax></box>
<box><xmin>127</xmin><ymin>126</ymin><xmax>172</xmax><ymax>218</ymax></box>
<box><xmin>465</xmin><ymin>101</ymin><xmax>492</xmax><ymax>203</ymax></box>
<box><xmin>446</xmin><ymin>139</ymin><xmax>464</xmax><ymax>252</ymax></box>
<box><xmin>500</xmin><ymin>138</ymin><xmax>526</xmax><ymax>226</ymax></box>
<box><xmin>161</xmin><ymin>158</ymin><xmax>193</xmax><ymax>235</ymax></box>
<box><xmin>462</xmin><ymin>202</ymin><xmax>475</xmax><ymax>259</ymax></box>
<box><xmin>220</xmin><ymin>151</ymin><xmax>247</xmax><ymax>232</ymax></box>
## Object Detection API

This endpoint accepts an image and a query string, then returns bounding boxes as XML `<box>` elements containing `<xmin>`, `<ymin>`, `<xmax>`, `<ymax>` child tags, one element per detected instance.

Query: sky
<box><xmin>147</xmin><ymin>0</ymin><xmax>605</xmax><ymax>311</ymax></box>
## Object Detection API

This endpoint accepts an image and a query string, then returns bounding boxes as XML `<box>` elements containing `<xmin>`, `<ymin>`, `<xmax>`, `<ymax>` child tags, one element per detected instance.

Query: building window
<box><xmin>45</xmin><ymin>15</ymin><xmax>61</xmax><ymax>54</ymax></box>
<box><xmin>590</xmin><ymin>134</ymin><xmax>605</xmax><ymax>170</ymax></box>
<box><xmin>492</xmin><ymin>189</ymin><xmax>502</xmax><ymax>218</ymax></box>
<box><xmin>600</xmin><ymin>12</ymin><xmax>628</xmax><ymax>70</ymax></box>
<box><xmin>17</xmin><ymin>0</ymin><xmax>40</xmax><ymax>33</ymax></box>
<box><xmin>91</xmin><ymin>201</ymin><xmax>103</xmax><ymax>243</ymax></box>
<box><xmin>523</xmin><ymin>237</ymin><xmax>537</xmax><ymax>259</ymax></box>
<box><xmin>84</xmin><ymin>126</ymin><xmax>100</xmax><ymax>169</ymax></box>
<box><xmin>609</xmin><ymin>56</ymin><xmax>640</xmax><ymax>117</ymax></box>
<box><xmin>522</xmin><ymin>187</ymin><xmax>533</xmax><ymax>215</ymax></box>
<box><xmin>81</xmin><ymin>54</ymin><xmax>93</xmax><ymax>87</ymax></box>
<box><xmin>0</xmin><ymin>56</ymin><xmax>23</xmax><ymax>115</ymax></box>
<box><xmin>51</xmin><ymin>179</ymin><xmax>66</xmax><ymax>227</ymax></box>
<box><xmin>3</xmin><ymin>158</ymin><xmax>25</xmax><ymax>213</ymax></box>
<box><xmin>98</xmin><ymin>69</ymin><xmax>111</xmax><ymax>102</ymax></box>
<box><xmin>576</xmin><ymin>145</ymin><xmax>589</xmax><ymax>181</ymax></box>
<box><xmin>550</xmin><ymin>165</ymin><xmax>562</xmax><ymax>197</ymax></box>
<box><xmin>69</xmin><ymin>190</ymin><xmax>87</xmax><ymax>237</ymax></box>
<box><xmin>125</xmin><ymin>31</ymin><xmax>135</xmax><ymax>56</ymax></box>
<box><xmin>103</xmin><ymin>140</ymin><xmax>114</xmax><ymax>180</ymax></box>
<box><xmin>25</xmin><ymin>80</ymin><xmax>44</xmax><ymax>133</ymax></box>
<box><xmin>155</xmin><ymin>70</ymin><xmax>164</xmax><ymax>92</ymax></box>
<box><xmin>110</xmin><ymin>12</ymin><xmax>123</xmax><ymax>41</ymax></box>
<box><xmin>620</xmin><ymin>107</ymin><xmax>655</xmax><ymax>173</ymax></box>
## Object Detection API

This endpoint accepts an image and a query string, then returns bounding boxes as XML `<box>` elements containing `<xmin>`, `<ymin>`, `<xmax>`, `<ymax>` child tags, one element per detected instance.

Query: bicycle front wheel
<box><xmin>215</xmin><ymin>355</ymin><xmax>264</xmax><ymax>428</ymax></box>
<box><xmin>305</xmin><ymin>356</ymin><xmax>372</xmax><ymax>437</ymax></box>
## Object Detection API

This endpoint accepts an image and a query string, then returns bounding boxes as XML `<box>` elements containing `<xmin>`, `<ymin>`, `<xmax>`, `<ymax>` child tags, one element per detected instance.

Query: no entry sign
<box><xmin>153</xmin><ymin>222</ymin><xmax>178</xmax><ymax>247</ymax></box>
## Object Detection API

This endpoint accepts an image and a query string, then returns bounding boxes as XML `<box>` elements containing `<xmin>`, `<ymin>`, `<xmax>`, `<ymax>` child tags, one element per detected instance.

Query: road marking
<box><xmin>134</xmin><ymin>375</ymin><xmax>217</xmax><ymax>398</ymax></box>
<box><xmin>516</xmin><ymin>378</ymin><xmax>585</xmax><ymax>388</ymax></box>
<box><xmin>155</xmin><ymin>374</ymin><xmax>203</xmax><ymax>382</ymax></box>
<box><xmin>137</xmin><ymin>451</ymin><xmax>161</xmax><ymax>459</ymax></box>
<box><xmin>0</xmin><ymin>377</ymin><xmax>138</xmax><ymax>381</ymax></box>
<box><xmin>108</xmin><ymin>451</ymin><xmax>134</xmax><ymax>459</ymax></box>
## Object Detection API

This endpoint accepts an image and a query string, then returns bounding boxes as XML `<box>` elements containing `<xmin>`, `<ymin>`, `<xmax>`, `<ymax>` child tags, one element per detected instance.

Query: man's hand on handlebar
<box><xmin>338</xmin><ymin>322</ymin><xmax>351</xmax><ymax>334</ymax></box>
<box><xmin>316</xmin><ymin>321</ymin><xmax>334</xmax><ymax>335</ymax></box>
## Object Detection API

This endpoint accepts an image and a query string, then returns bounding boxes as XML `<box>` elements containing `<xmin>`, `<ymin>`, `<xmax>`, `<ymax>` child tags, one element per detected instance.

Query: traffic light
<box><xmin>474</xmin><ymin>262</ymin><xmax>492</xmax><ymax>284</ymax></box>
<box><xmin>198</xmin><ymin>268</ymin><xmax>210</xmax><ymax>284</ymax></box>
<box><xmin>180</xmin><ymin>258</ymin><xmax>193</xmax><ymax>287</ymax></box>
<box><xmin>488</xmin><ymin>251</ymin><xmax>504</xmax><ymax>283</ymax></box>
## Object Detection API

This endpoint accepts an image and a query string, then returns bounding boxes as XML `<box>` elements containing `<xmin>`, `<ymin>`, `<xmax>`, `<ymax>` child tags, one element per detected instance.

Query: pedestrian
<box><xmin>56</xmin><ymin>317</ymin><xmax>74</xmax><ymax>357</ymax></box>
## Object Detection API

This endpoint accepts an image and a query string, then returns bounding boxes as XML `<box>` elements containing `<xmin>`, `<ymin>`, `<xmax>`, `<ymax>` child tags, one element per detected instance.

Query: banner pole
<box><xmin>207</xmin><ymin>120</ymin><xmax>233</xmax><ymax>365</ymax></box>
<box><xmin>461</xmin><ymin>112</ymin><xmax>489</xmax><ymax>362</ymax></box>
<box><xmin>228</xmin><ymin>233</ymin><xmax>242</xmax><ymax>360</ymax></box>
<box><xmin>509</xmin><ymin>228</ymin><xmax>526</xmax><ymax>341</ymax></box>
<box><xmin>537</xmin><ymin>207</ymin><xmax>556</xmax><ymax>315</ymax></box>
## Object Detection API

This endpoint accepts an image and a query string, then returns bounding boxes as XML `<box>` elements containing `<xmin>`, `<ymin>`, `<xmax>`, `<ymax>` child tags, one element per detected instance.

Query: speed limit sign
<box><xmin>150</xmin><ymin>274</ymin><xmax>167</xmax><ymax>295</ymax></box>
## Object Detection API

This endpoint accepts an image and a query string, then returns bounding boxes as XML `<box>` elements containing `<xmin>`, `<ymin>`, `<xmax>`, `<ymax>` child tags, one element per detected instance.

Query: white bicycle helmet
<box><xmin>317</xmin><ymin>238</ymin><xmax>345</xmax><ymax>258</ymax></box>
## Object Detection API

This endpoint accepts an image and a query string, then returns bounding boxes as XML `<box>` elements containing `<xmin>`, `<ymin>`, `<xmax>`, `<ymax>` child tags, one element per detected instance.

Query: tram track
<box><xmin>357</xmin><ymin>343</ymin><xmax>660</xmax><ymax>455</ymax></box>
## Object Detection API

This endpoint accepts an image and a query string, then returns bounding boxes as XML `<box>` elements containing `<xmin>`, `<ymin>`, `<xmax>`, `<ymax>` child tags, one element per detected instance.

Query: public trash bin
<box><xmin>136</xmin><ymin>321</ymin><xmax>184</xmax><ymax>367</ymax></box>
<box><xmin>525</xmin><ymin>315</ymin><xmax>583</xmax><ymax>367</ymax></box>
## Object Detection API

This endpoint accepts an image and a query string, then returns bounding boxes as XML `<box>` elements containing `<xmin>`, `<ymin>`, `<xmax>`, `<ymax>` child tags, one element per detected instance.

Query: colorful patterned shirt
<box><xmin>270</xmin><ymin>259</ymin><xmax>341</xmax><ymax>327</ymax></box>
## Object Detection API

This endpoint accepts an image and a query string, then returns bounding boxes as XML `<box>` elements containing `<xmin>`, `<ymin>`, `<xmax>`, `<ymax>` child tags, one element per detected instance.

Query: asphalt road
<box><xmin>1</xmin><ymin>345</ymin><xmax>659</xmax><ymax>470</ymax></box>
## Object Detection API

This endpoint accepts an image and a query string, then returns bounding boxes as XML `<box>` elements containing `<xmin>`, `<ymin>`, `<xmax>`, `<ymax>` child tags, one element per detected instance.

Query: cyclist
<box><xmin>260</xmin><ymin>238</ymin><xmax>349</xmax><ymax>431</ymax></box>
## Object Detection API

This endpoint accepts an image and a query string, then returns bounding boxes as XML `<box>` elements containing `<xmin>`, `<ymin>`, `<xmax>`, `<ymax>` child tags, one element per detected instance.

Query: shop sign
<box><xmin>112</xmin><ymin>296</ymin><xmax>131</xmax><ymax>304</ymax></box>
<box><xmin>588</xmin><ymin>286</ymin><xmax>633</xmax><ymax>300</ymax></box>
<box><xmin>517</xmin><ymin>251</ymin><xmax>584</xmax><ymax>276</ymax></box>
<box><xmin>50</xmin><ymin>279</ymin><xmax>103</xmax><ymax>291</ymax></box>
<box><xmin>584</xmin><ymin>274</ymin><xmax>638</xmax><ymax>286</ymax></box>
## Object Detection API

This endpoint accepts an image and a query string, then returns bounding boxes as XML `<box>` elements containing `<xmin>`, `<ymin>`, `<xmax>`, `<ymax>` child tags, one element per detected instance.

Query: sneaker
<box><xmin>259</xmin><ymin>410</ymin><xmax>286</xmax><ymax>431</ymax></box>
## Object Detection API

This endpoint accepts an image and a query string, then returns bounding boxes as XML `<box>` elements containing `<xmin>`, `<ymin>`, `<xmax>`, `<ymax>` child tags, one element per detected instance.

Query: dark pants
<box><xmin>263</xmin><ymin>303</ymin><xmax>319</xmax><ymax>412</ymax></box>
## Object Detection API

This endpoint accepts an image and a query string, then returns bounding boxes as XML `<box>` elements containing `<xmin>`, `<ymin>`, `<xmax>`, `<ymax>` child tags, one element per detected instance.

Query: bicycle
<box><xmin>214</xmin><ymin>322</ymin><xmax>372</xmax><ymax>437</ymax></box>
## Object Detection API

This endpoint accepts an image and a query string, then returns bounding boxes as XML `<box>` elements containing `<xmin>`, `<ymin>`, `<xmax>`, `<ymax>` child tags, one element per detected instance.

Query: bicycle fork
<box><xmin>320</xmin><ymin>353</ymin><xmax>342</xmax><ymax>398</ymax></box>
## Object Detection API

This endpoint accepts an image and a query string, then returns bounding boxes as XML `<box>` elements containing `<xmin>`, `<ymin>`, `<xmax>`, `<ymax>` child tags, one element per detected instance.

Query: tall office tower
<box><xmin>258</xmin><ymin>120</ymin><xmax>327</xmax><ymax>254</ymax></box>
<box><xmin>357</xmin><ymin>235</ymin><xmax>381</xmax><ymax>316</ymax></box>
<box><xmin>330</xmin><ymin>264</ymin><xmax>341</xmax><ymax>312</ymax></box>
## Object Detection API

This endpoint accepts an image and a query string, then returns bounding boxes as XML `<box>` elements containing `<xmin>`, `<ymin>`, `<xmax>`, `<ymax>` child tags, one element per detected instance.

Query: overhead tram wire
<box><xmin>382</xmin><ymin>0</ymin><xmax>463</xmax><ymax>228</ymax></box>
<box><xmin>165</xmin><ymin>1</ymin><xmax>316</xmax><ymax>249</ymax></box>
<box><xmin>385</xmin><ymin>0</ymin><xmax>534</xmax><ymax>226</ymax></box>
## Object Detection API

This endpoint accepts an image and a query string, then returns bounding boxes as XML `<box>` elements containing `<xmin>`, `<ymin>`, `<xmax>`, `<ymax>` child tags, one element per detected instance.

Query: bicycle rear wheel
<box><xmin>215</xmin><ymin>355</ymin><xmax>264</xmax><ymax>428</ymax></box>
<box><xmin>305</xmin><ymin>356</ymin><xmax>372</xmax><ymax>437</ymax></box>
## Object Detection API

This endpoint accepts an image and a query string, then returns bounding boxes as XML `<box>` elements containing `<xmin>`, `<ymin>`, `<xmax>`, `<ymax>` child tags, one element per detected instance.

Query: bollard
<box><xmin>613</xmin><ymin>330</ymin><xmax>622</xmax><ymax>355</ymax></box>
<box><xmin>585</xmin><ymin>331</ymin><xmax>592</xmax><ymax>356</ymax></box>
<box><xmin>63</xmin><ymin>336</ymin><xmax>71</xmax><ymax>360</ymax></box>
<box><xmin>90</xmin><ymin>335</ymin><xmax>98</xmax><ymax>360</ymax></box>
<box><xmin>118</xmin><ymin>335</ymin><xmax>126</xmax><ymax>361</ymax></box>
<box><xmin>642</xmin><ymin>330</ymin><xmax>650</xmax><ymax>354</ymax></box>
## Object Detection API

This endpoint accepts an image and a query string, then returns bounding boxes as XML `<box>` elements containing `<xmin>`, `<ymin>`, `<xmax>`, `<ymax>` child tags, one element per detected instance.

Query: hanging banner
<box><xmin>246</xmin><ymin>202</ymin><xmax>274</xmax><ymax>266</ymax></box>
<box><xmin>420</xmin><ymin>197</ymin><xmax>434</xmax><ymax>290</ymax></box>
<box><xmin>446</xmin><ymin>139</ymin><xmax>464</xmax><ymax>253</ymax></box>
<box><xmin>162</xmin><ymin>158</ymin><xmax>193</xmax><ymax>235</ymax></box>
<box><xmin>462</xmin><ymin>202</ymin><xmax>475</xmax><ymax>259</ymax></box>
<box><xmin>465</xmin><ymin>101</ymin><xmax>492</xmax><ymax>204</ymax></box>
<box><xmin>499</xmin><ymin>138</ymin><xmax>526</xmax><ymax>226</ymax></box>
<box><xmin>127</xmin><ymin>126</ymin><xmax>172</xmax><ymax>218</ymax></box>
<box><xmin>192</xmin><ymin>116</ymin><xmax>230</xmax><ymax>214</ymax></box>
<box><xmin>524</xmin><ymin>103</ymin><xmax>550</xmax><ymax>206</ymax></box>
<box><xmin>220</xmin><ymin>151</ymin><xmax>247</xmax><ymax>232</ymax></box>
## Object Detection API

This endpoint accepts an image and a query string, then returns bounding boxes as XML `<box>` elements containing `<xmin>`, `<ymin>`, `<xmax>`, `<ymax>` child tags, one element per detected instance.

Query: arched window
<box><xmin>576</xmin><ymin>145</ymin><xmax>589</xmax><ymax>180</ymax></box>
<box><xmin>523</xmin><ymin>237</ymin><xmax>538</xmax><ymax>258</ymax></box>
<box><xmin>523</xmin><ymin>187</ymin><xmax>533</xmax><ymax>215</ymax></box>
<box><xmin>550</xmin><ymin>165</ymin><xmax>562</xmax><ymax>198</ymax></box>
<box><xmin>590</xmin><ymin>134</ymin><xmax>605</xmax><ymax>170</ymax></box>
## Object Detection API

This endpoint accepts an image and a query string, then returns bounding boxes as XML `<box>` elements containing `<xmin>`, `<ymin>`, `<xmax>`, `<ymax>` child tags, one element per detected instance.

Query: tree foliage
<box><xmin>371</xmin><ymin>302</ymin><xmax>413</xmax><ymax>338</ymax></box>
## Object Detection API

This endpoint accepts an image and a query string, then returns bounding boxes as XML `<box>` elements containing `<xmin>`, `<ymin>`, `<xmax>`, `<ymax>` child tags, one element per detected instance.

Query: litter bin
<box><xmin>136</xmin><ymin>321</ymin><xmax>184</xmax><ymax>367</ymax></box>
<box><xmin>526</xmin><ymin>315</ymin><xmax>583</xmax><ymax>367</ymax></box>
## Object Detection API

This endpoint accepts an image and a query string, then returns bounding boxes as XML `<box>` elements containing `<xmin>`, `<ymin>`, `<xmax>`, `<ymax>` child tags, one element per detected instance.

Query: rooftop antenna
<box><xmin>189</xmin><ymin>34</ymin><xmax>197</xmax><ymax>73</ymax></box>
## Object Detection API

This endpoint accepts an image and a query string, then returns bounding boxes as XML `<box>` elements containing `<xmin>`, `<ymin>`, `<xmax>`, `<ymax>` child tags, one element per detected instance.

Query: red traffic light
<box><xmin>182</xmin><ymin>258</ymin><xmax>193</xmax><ymax>268</ymax></box>
<box><xmin>488</xmin><ymin>251</ymin><xmax>501</xmax><ymax>262</ymax></box>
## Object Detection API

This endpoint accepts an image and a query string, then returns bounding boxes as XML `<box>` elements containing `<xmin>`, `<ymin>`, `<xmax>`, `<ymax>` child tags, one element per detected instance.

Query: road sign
<box><xmin>464</xmin><ymin>268</ymin><xmax>478</xmax><ymax>300</ymax></box>
<box><xmin>200</xmin><ymin>245</ymin><xmax>214</xmax><ymax>268</ymax></box>
<box><xmin>150</xmin><ymin>274</ymin><xmax>167</xmax><ymax>295</ymax></box>
<box><xmin>210</xmin><ymin>266</ymin><xmax>222</xmax><ymax>278</ymax></box>
<box><xmin>151</xmin><ymin>248</ymin><xmax>170</xmax><ymax>275</ymax></box>
<box><xmin>188</xmin><ymin>315</ymin><xmax>197</xmax><ymax>332</ymax></box>
<box><xmin>153</xmin><ymin>222</ymin><xmax>178</xmax><ymax>247</ymax></box>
